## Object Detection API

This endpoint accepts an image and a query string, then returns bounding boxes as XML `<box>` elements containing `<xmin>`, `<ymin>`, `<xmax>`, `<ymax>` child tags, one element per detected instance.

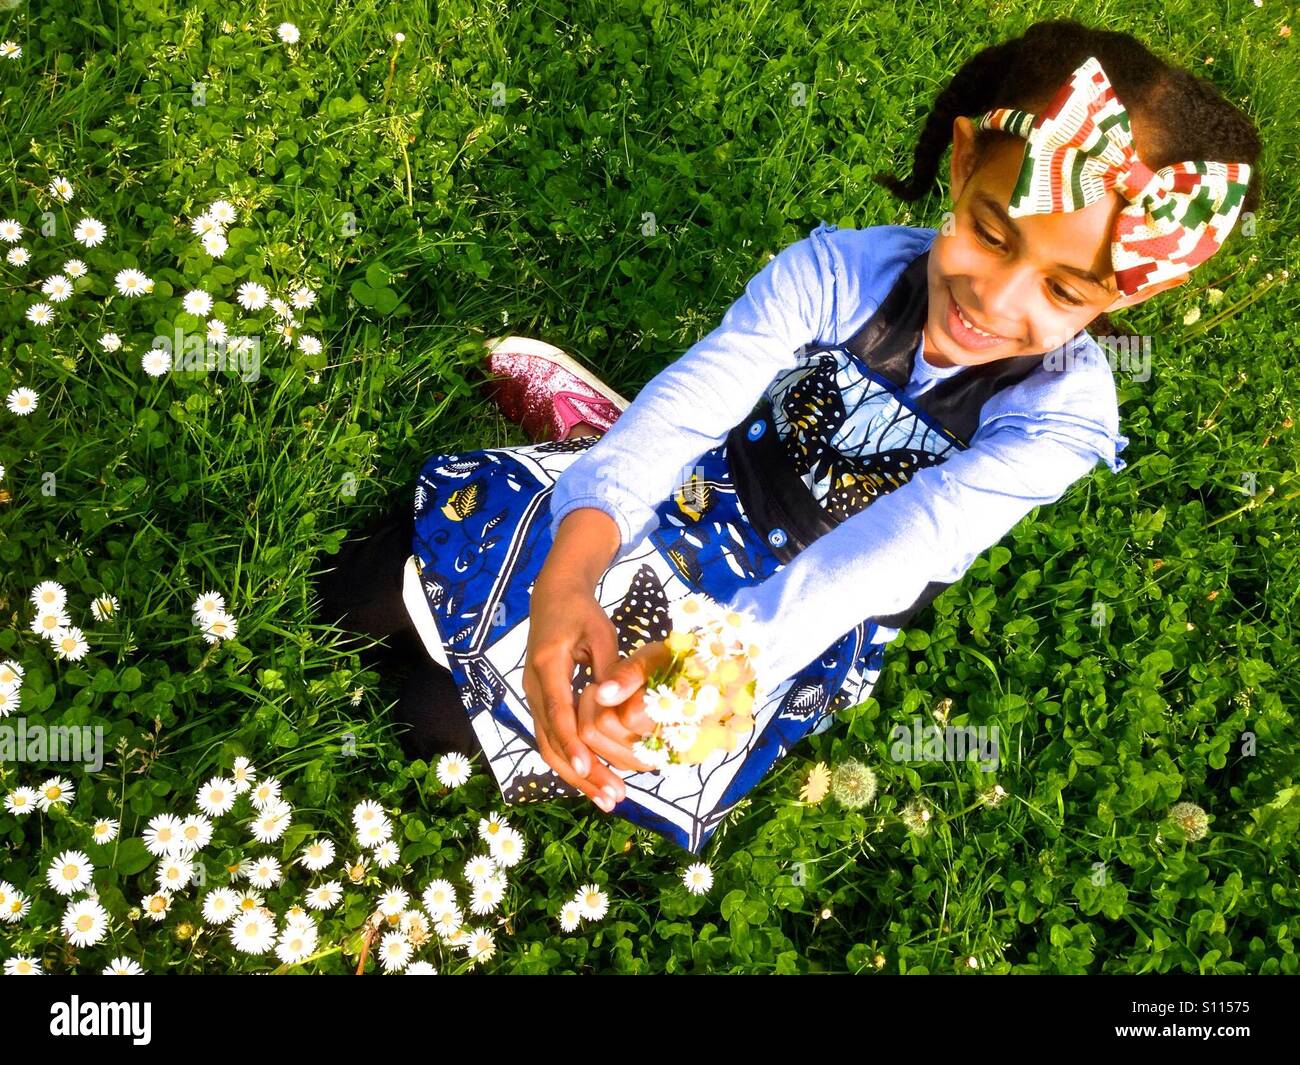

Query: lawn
<box><xmin>0</xmin><ymin>0</ymin><xmax>1297</xmax><ymax>974</ymax></box>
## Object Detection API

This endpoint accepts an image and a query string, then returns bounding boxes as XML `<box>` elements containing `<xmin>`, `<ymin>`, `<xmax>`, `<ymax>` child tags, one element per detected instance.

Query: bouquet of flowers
<box><xmin>630</xmin><ymin>593</ymin><xmax>763</xmax><ymax>771</ymax></box>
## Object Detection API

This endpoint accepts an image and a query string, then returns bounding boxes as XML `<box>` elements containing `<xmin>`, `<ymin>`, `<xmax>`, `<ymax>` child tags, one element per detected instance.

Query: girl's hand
<box><xmin>522</xmin><ymin>573</ymin><xmax>629</xmax><ymax>812</ymax></box>
<box><xmin>576</xmin><ymin>640</ymin><xmax>673</xmax><ymax>774</ymax></box>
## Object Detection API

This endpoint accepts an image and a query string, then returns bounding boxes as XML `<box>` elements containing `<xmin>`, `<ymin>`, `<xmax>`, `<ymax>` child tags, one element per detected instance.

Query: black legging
<box><xmin>311</xmin><ymin>494</ymin><xmax>483</xmax><ymax>761</ymax></box>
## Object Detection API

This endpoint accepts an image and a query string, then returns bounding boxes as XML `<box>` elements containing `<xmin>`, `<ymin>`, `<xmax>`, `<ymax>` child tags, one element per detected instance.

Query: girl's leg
<box><xmin>311</xmin><ymin>495</ymin><xmax>482</xmax><ymax>760</ymax></box>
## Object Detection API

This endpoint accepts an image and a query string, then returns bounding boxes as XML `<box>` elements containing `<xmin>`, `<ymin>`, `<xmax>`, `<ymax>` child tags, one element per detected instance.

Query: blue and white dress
<box><xmin>402</xmin><ymin>245</ymin><xmax>1035</xmax><ymax>855</ymax></box>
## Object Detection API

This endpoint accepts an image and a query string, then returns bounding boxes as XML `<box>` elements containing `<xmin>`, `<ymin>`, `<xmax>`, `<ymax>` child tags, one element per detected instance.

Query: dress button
<box><xmin>747</xmin><ymin>419</ymin><xmax>766</xmax><ymax>440</ymax></box>
<box><xmin>768</xmin><ymin>527</ymin><xmax>787</xmax><ymax>548</ymax></box>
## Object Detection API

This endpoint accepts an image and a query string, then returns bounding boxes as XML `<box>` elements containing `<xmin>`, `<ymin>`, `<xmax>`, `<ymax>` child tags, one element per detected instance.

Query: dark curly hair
<box><xmin>875</xmin><ymin>19</ymin><xmax>1263</xmax><ymax>336</ymax></box>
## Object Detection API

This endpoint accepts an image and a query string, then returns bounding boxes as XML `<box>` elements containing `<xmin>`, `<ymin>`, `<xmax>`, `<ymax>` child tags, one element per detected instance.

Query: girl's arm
<box><xmin>728</xmin><ymin>347</ymin><xmax>1129</xmax><ymax>695</ymax></box>
<box><xmin>546</xmin><ymin>222</ymin><xmax>930</xmax><ymax>561</ymax></box>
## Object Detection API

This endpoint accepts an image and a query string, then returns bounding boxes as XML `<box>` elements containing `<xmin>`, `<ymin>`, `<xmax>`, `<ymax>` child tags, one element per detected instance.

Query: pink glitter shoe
<box><xmin>481</xmin><ymin>335</ymin><xmax>630</xmax><ymax>443</ymax></box>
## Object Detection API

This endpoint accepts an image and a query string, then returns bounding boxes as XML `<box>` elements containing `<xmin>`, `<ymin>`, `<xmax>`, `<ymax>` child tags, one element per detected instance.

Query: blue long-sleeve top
<box><xmin>548</xmin><ymin>222</ymin><xmax>1130</xmax><ymax>697</ymax></box>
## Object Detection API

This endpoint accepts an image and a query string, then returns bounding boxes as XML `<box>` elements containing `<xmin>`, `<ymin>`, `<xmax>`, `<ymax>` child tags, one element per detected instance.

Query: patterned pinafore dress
<box><xmin>410</xmin><ymin>247</ymin><xmax>1045</xmax><ymax>854</ymax></box>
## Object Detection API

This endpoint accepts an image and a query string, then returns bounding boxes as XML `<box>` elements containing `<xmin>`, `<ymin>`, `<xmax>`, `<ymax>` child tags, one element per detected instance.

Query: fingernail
<box><xmin>573</xmin><ymin>755</ymin><xmax>587</xmax><ymax>776</ymax></box>
<box><xmin>597</xmin><ymin>681</ymin><xmax>621</xmax><ymax>701</ymax></box>
<box><xmin>602</xmin><ymin>785</ymin><xmax>619</xmax><ymax>803</ymax></box>
<box><xmin>594</xmin><ymin>794</ymin><xmax>612</xmax><ymax>812</ymax></box>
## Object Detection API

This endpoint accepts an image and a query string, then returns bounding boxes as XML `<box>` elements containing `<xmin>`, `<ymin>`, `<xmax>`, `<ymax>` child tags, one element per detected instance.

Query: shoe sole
<box><xmin>483</xmin><ymin>334</ymin><xmax>632</xmax><ymax>409</ymax></box>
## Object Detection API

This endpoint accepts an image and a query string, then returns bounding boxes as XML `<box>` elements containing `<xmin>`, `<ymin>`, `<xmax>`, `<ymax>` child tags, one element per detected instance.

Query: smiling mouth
<box><xmin>948</xmin><ymin>287</ymin><xmax>1010</xmax><ymax>341</ymax></box>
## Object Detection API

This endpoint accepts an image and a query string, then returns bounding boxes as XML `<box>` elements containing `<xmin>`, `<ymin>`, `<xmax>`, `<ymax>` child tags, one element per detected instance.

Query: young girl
<box><xmin>313</xmin><ymin>20</ymin><xmax>1260</xmax><ymax>855</ymax></box>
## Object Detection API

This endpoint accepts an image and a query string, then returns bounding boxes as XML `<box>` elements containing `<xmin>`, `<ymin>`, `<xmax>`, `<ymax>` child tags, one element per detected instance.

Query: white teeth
<box><xmin>956</xmin><ymin>304</ymin><xmax>998</xmax><ymax>338</ymax></box>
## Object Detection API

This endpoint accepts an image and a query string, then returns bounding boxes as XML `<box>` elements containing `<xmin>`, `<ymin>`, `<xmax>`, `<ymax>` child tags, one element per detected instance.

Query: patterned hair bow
<box><xmin>971</xmin><ymin>55</ymin><xmax>1252</xmax><ymax>299</ymax></box>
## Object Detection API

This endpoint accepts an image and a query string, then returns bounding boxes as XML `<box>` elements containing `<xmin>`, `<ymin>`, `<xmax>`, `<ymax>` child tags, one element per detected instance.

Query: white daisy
<box><xmin>98</xmin><ymin>332</ymin><xmax>122</xmax><ymax>351</ymax></box>
<box><xmin>305</xmin><ymin>882</ymin><xmax>342</xmax><ymax>910</ymax></box>
<box><xmin>48</xmin><ymin>176</ymin><xmax>74</xmax><ymax>202</ymax></box>
<box><xmin>25</xmin><ymin>302</ymin><xmax>54</xmax><ymax>326</ymax></box>
<box><xmin>201</xmin><ymin>611</ymin><xmax>238</xmax><ymax>643</ymax></box>
<box><xmin>7</xmin><ymin>387</ymin><xmax>39</xmax><ymax>415</ymax></box>
<box><xmin>463</xmin><ymin>854</ymin><xmax>498</xmax><ymax>886</ymax></box>
<box><xmin>177</xmin><ymin>814</ymin><xmax>213</xmax><ymax>853</ymax></box>
<box><xmin>41</xmin><ymin>275</ymin><xmax>73</xmax><ymax>302</ymax></box>
<box><xmin>269</xmin><ymin>297</ymin><xmax>292</xmax><ymax>319</ymax></box>
<box><xmin>352</xmin><ymin>799</ymin><xmax>385</xmax><ymax>829</ymax></box>
<box><xmin>90</xmin><ymin>593</ymin><xmax>120</xmax><ymax>621</ymax></box>
<box><xmin>5</xmin><ymin>787</ymin><xmax>38</xmax><ymax>816</ymax></box>
<box><xmin>284</xmin><ymin>907</ymin><xmax>314</xmax><ymax>931</ymax></box>
<box><xmin>436</xmin><ymin>752</ymin><xmax>472</xmax><ymax>788</ymax></box>
<box><xmin>234</xmin><ymin>890</ymin><xmax>264</xmax><ymax>913</ymax></box>
<box><xmin>249</xmin><ymin>800</ymin><xmax>292</xmax><ymax>843</ymax></box>
<box><xmin>103</xmin><ymin>956</ymin><xmax>145</xmax><ymax>975</ymax></box>
<box><xmin>434</xmin><ymin>906</ymin><xmax>465</xmax><ymax>943</ymax></box>
<box><xmin>421</xmin><ymin>879</ymin><xmax>457</xmax><ymax>918</ymax></box>
<box><xmin>0</xmin><ymin>687</ymin><xmax>18</xmax><ymax>718</ymax></box>
<box><xmin>30</xmin><ymin>580</ymin><xmax>66</xmax><ymax>611</ymax></box>
<box><xmin>236</xmin><ymin>281</ymin><xmax>269</xmax><ymax>311</ymax></box>
<box><xmin>156</xmin><ymin>857</ymin><xmax>194</xmax><ymax>892</ymax></box>
<box><xmin>0</xmin><ymin>218</ymin><xmax>21</xmax><ymax>241</ymax></box>
<box><xmin>196</xmin><ymin>777</ymin><xmax>236</xmax><ymax>817</ymax></box>
<box><xmin>62</xmin><ymin>898</ymin><xmax>109</xmax><ymax>947</ymax></box>
<box><xmin>142</xmin><ymin>891</ymin><xmax>173</xmax><ymax>921</ymax></box>
<box><xmin>275</xmin><ymin>921</ymin><xmax>318</xmax><ymax>965</ymax></box>
<box><xmin>191</xmin><ymin>590</ymin><xmax>225</xmax><ymax>621</ymax></box>
<box><xmin>248</xmin><ymin>777</ymin><xmax>281</xmax><ymax>810</ymax></box>
<box><xmin>486</xmin><ymin>825</ymin><xmax>525</xmax><ymax>868</ymax></box>
<box><xmin>463</xmin><ymin>926</ymin><xmax>496</xmax><ymax>964</ymax></box>
<box><xmin>63</xmin><ymin>258</ymin><xmax>88</xmax><ymax>278</ymax></box>
<box><xmin>114</xmin><ymin>268</ymin><xmax>153</xmax><ymax>297</ymax></box>
<box><xmin>141</xmin><ymin>349</ymin><xmax>171</xmax><ymax>377</ymax></box>
<box><xmin>51</xmin><ymin>626</ymin><xmax>90</xmax><ymax>661</ymax></box>
<box><xmin>207</xmin><ymin>200</ymin><xmax>237</xmax><ymax>225</ymax></box>
<box><xmin>2</xmin><ymin>886</ymin><xmax>32</xmax><ymax>923</ymax></box>
<box><xmin>559</xmin><ymin>900</ymin><xmax>583</xmax><ymax>932</ymax></box>
<box><xmin>229</xmin><ymin>911</ymin><xmax>276</xmax><ymax>954</ymax></box>
<box><xmin>181</xmin><ymin>289</ymin><xmax>213</xmax><ymax>316</ymax></box>
<box><xmin>378</xmin><ymin>888</ymin><xmax>410</xmax><ymax>917</ymax></box>
<box><xmin>290</xmin><ymin>285</ymin><xmax>317</xmax><ymax>310</ymax></box>
<box><xmin>143</xmin><ymin>812</ymin><xmax>184</xmax><ymax>857</ymax></box>
<box><xmin>30</xmin><ymin>607</ymin><xmax>70</xmax><ymax>639</ymax></box>
<box><xmin>5</xmin><ymin>245</ymin><xmax>30</xmax><ymax>266</ymax></box>
<box><xmin>201</xmin><ymin>888</ymin><xmax>240</xmax><ymax>925</ymax></box>
<box><xmin>575</xmin><ymin>883</ymin><xmax>609</xmax><ymax>921</ymax></box>
<box><xmin>37</xmin><ymin>776</ymin><xmax>74</xmax><ymax>811</ymax></box>
<box><xmin>73</xmin><ymin>217</ymin><xmax>107</xmax><ymax>247</ymax></box>
<box><xmin>201</xmin><ymin>230</ymin><xmax>228</xmax><ymax>257</ymax></box>
<box><xmin>405</xmin><ymin>960</ymin><xmax>438</xmax><ymax>974</ymax></box>
<box><xmin>297</xmin><ymin>335</ymin><xmax>322</xmax><ymax>355</ymax></box>
<box><xmin>683</xmin><ymin>861</ymin><xmax>713</xmax><ymax>895</ymax></box>
<box><xmin>0</xmin><ymin>660</ymin><xmax>23</xmax><ymax>685</ymax></box>
<box><xmin>0</xmin><ymin>41</ymin><xmax>21</xmax><ymax>62</ymax></box>
<box><xmin>205</xmin><ymin>318</ymin><xmax>227</xmax><ymax>343</ymax></box>
<box><xmin>47</xmin><ymin>850</ymin><xmax>94</xmax><ymax>896</ymax></box>
<box><xmin>277</xmin><ymin>22</ymin><xmax>300</xmax><ymax>44</ymax></box>
<box><xmin>231</xmin><ymin>755</ymin><xmax>256</xmax><ymax>793</ymax></box>
<box><xmin>5</xmin><ymin>957</ymin><xmax>41</xmax><ymax>975</ymax></box>
<box><xmin>357</xmin><ymin>817</ymin><xmax>393</xmax><ymax>849</ymax></box>
<box><xmin>189</xmin><ymin>212</ymin><xmax>222</xmax><ymax>237</ymax></box>
<box><xmin>468</xmin><ymin>879</ymin><xmax>505</xmax><ymax>916</ymax></box>
<box><xmin>298</xmin><ymin>838</ymin><xmax>335</xmax><ymax>871</ymax></box>
<box><xmin>373</xmin><ymin>839</ymin><xmax>400</xmax><ymax>868</ymax></box>
<box><xmin>244</xmin><ymin>856</ymin><xmax>281</xmax><ymax>889</ymax></box>
<box><xmin>378</xmin><ymin>931</ymin><xmax>412</xmax><ymax>972</ymax></box>
<box><xmin>92</xmin><ymin>818</ymin><xmax>120</xmax><ymax>844</ymax></box>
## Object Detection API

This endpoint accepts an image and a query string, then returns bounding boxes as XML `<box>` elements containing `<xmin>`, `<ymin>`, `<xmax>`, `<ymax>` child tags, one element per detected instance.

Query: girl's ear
<box><xmin>1103</xmin><ymin>272</ymin><xmax>1189</xmax><ymax>312</ymax></box>
<box><xmin>949</xmin><ymin>116</ymin><xmax>980</xmax><ymax>203</ymax></box>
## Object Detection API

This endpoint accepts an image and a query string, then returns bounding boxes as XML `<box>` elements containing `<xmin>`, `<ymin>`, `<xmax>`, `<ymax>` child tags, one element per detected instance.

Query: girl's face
<box><xmin>922</xmin><ymin>115</ymin><xmax>1185</xmax><ymax>367</ymax></box>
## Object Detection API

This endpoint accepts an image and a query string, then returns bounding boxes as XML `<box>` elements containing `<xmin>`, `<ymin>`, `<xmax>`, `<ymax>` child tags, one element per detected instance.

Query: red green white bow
<box><xmin>972</xmin><ymin>55</ymin><xmax>1252</xmax><ymax>299</ymax></box>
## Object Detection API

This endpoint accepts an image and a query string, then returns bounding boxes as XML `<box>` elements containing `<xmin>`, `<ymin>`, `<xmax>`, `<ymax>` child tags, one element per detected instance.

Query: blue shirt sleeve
<box><xmin>729</xmin><ymin>338</ymin><xmax>1129</xmax><ymax>696</ymax></box>
<box><xmin>549</xmin><ymin>222</ymin><xmax>843</xmax><ymax>556</ymax></box>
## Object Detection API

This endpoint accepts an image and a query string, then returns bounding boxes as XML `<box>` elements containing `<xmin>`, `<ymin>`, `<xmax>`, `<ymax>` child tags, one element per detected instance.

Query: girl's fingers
<box><xmin>578</xmin><ymin>684</ymin><xmax>657</xmax><ymax>778</ymax></box>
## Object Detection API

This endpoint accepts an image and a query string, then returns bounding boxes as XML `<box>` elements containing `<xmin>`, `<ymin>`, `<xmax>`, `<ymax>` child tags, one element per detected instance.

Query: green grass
<box><xmin>0</xmin><ymin>0</ymin><xmax>1297</xmax><ymax>974</ymax></box>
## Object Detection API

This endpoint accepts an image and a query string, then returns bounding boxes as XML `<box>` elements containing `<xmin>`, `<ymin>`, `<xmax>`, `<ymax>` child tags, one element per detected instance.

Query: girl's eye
<box><xmin>973</xmin><ymin>220</ymin><xmax>1003</xmax><ymax>249</ymax></box>
<box><xmin>1049</xmin><ymin>281</ymin><xmax>1086</xmax><ymax>307</ymax></box>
